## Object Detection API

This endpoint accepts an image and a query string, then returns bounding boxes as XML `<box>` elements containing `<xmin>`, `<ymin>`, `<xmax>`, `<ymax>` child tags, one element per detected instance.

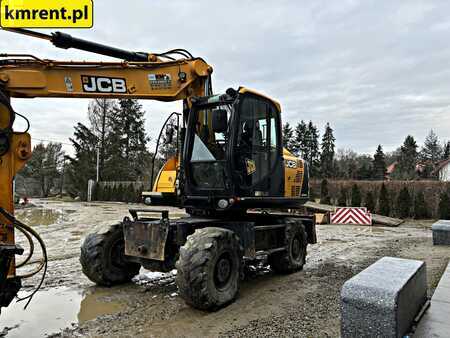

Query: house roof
<box><xmin>386</xmin><ymin>161</ymin><xmax>397</xmax><ymax>174</ymax></box>
<box><xmin>434</xmin><ymin>158</ymin><xmax>450</xmax><ymax>173</ymax></box>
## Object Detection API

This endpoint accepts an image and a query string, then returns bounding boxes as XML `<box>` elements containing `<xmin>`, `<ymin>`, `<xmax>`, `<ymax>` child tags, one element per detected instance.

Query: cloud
<box><xmin>1</xmin><ymin>0</ymin><xmax>449</xmax><ymax>155</ymax></box>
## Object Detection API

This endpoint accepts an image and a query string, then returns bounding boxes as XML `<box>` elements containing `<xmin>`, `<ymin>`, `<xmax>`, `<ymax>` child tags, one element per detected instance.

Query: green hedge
<box><xmin>93</xmin><ymin>183</ymin><xmax>144</xmax><ymax>203</ymax></box>
<box><xmin>313</xmin><ymin>179</ymin><xmax>450</xmax><ymax>219</ymax></box>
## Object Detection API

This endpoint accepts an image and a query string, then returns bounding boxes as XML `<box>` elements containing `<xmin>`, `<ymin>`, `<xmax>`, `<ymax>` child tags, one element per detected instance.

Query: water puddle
<box><xmin>0</xmin><ymin>287</ymin><xmax>124</xmax><ymax>338</ymax></box>
<box><xmin>15</xmin><ymin>208</ymin><xmax>71</xmax><ymax>227</ymax></box>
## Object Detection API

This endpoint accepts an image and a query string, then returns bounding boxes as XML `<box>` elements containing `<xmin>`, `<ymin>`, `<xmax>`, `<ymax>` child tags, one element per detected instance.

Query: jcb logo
<box><xmin>81</xmin><ymin>75</ymin><xmax>127</xmax><ymax>93</ymax></box>
<box><xmin>285</xmin><ymin>160</ymin><xmax>297</xmax><ymax>169</ymax></box>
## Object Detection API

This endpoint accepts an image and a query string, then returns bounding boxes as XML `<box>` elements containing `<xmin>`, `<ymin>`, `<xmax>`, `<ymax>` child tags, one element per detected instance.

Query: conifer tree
<box><xmin>293</xmin><ymin>120</ymin><xmax>307</xmax><ymax>157</ymax></box>
<box><xmin>372</xmin><ymin>145</ymin><xmax>386</xmax><ymax>180</ymax></box>
<box><xmin>414</xmin><ymin>190</ymin><xmax>429</xmax><ymax>219</ymax></box>
<box><xmin>320</xmin><ymin>179</ymin><xmax>331</xmax><ymax>204</ymax></box>
<box><xmin>351</xmin><ymin>184</ymin><xmax>362</xmax><ymax>207</ymax></box>
<box><xmin>420</xmin><ymin>130</ymin><xmax>442</xmax><ymax>164</ymax></box>
<box><xmin>396</xmin><ymin>186</ymin><xmax>412</xmax><ymax>218</ymax></box>
<box><xmin>365</xmin><ymin>191</ymin><xmax>376</xmax><ymax>213</ymax></box>
<box><xmin>66</xmin><ymin>123</ymin><xmax>98</xmax><ymax>200</ymax></box>
<box><xmin>337</xmin><ymin>187</ymin><xmax>348</xmax><ymax>207</ymax></box>
<box><xmin>378</xmin><ymin>183</ymin><xmax>390</xmax><ymax>216</ymax></box>
<box><xmin>282</xmin><ymin>122</ymin><xmax>295</xmax><ymax>153</ymax></box>
<box><xmin>438</xmin><ymin>191</ymin><xmax>450</xmax><ymax>219</ymax></box>
<box><xmin>305</xmin><ymin>121</ymin><xmax>320</xmax><ymax>177</ymax></box>
<box><xmin>395</xmin><ymin>135</ymin><xmax>418</xmax><ymax>180</ymax></box>
<box><xmin>106</xmin><ymin>99</ymin><xmax>150</xmax><ymax>181</ymax></box>
<box><xmin>320</xmin><ymin>123</ymin><xmax>335</xmax><ymax>178</ymax></box>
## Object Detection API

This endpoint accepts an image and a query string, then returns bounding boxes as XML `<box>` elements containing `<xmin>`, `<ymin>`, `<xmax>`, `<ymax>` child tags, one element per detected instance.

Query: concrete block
<box><xmin>432</xmin><ymin>220</ymin><xmax>450</xmax><ymax>245</ymax></box>
<box><xmin>341</xmin><ymin>257</ymin><xmax>427</xmax><ymax>338</ymax></box>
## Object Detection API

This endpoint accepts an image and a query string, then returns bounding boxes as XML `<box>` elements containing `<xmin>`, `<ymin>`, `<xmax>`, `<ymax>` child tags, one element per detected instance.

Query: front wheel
<box><xmin>176</xmin><ymin>227</ymin><xmax>242</xmax><ymax>311</ymax></box>
<box><xmin>80</xmin><ymin>223</ymin><xmax>140</xmax><ymax>286</ymax></box>
<box><xmin>269</xmin><ymin>219</ymin><xmax>307</xmax><ymax>274</ymax></box>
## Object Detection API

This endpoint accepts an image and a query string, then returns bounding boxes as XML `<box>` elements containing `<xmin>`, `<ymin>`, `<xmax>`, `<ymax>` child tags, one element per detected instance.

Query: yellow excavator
<box><xmin>0</xmin><ymin>28</ymin><xmax>316</xmax><ymax>311</ymax></box>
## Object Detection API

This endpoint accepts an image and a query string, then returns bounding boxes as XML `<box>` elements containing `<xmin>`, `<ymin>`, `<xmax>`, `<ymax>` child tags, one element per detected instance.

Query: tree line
<box><xmin>283</xmin><ymin>121</ymin><xmax>449</xmax><ymax>180</ymax></box>
<box><xmin>18</xmin><ymin>98</ymin><xmax>152</xmax><ymax>199</ymax></box>
<box><xmin>18</xmin><ymin>111</ymin><xmax>449</xmax><ymax>199</ymax></box>
<box><xmin>319</xmin><ymin>179</ymin><xmax>450</xmax><ymax>219</ymax></box>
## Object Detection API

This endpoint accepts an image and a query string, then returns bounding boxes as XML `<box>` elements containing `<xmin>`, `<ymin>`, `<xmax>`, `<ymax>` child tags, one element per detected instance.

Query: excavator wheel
<box><xmin>80</xmin><ymin>223</ymin><xmax>140</xmax><ymax>286</ymax></box>
<box><xmin>269</xmin><ymin>219</ymin><xmax>307</xmax><ymax>274</ymax></box>
<box><xmin>176</xmin><ymin>227</ymin><xmax>242</xmax><ymax>311</ymax></box>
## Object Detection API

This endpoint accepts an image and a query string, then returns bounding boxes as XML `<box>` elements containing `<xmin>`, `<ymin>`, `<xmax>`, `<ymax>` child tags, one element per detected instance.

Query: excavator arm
<box><xmin>0</xmin><ymin>28</ymin><xmax>213</xmax><ymax>309</ymax></box>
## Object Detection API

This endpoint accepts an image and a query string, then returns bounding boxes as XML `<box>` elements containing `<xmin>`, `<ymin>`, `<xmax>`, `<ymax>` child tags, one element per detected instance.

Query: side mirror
<box><xmin>212</xmin><ymin>109</ymin><xmax>228</xmax><ymax>133</ymax></box>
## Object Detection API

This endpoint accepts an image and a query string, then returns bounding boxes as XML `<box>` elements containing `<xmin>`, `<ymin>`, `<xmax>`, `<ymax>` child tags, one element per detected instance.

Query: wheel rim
<box><xmin>110</xmin><ymin>238</ymin><xmax>126</xmax><ymax>269</ymax></box>
<box><xmin>214</xmin><ymin>252</ymin><xmax>233</xmax><ymax>289</ymax></box>
<box><xmin>291</xmin><ymin>236</ymin><xmax>302</xmax><ymax>261</ymax></box>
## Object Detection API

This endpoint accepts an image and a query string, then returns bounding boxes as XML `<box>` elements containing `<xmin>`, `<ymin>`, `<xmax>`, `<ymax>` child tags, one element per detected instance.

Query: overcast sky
<box><xmin>1</xmin><ymin>0</ymin><xmax>450</xmax><ymax>155</ymax></box>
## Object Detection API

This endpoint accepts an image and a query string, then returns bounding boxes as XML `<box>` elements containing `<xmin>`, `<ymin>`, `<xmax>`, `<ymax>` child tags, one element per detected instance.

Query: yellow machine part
<box><xmin>0</xmin><ymin>133</ymin><xmax>32</xmax><ymax>276</ymax></box>
<box><xmin>283</xmin><ymin>148</ymin><xmax>305</xmax><ymax>198</ymax></box>
<box><xmin>152</xmin><ymin>156</ymin><xmax>178</xmax><ymax>193</ymax></box>
<box><xmin>0</xmin><ymin>59</ymin><xmax>211</xmax><ymax>101</ymax></box>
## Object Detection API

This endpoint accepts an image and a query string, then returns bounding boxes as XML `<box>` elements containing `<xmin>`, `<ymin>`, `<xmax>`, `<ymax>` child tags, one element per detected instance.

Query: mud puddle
<box><xmin>0</xmin><ymin>287</ymin><xmax>123</xmax><ymax>338</ymax></box>
<box><xmin>15</xmin><ymin>208</ymin><xmax>74</xmax><ymax>227</ymax></box>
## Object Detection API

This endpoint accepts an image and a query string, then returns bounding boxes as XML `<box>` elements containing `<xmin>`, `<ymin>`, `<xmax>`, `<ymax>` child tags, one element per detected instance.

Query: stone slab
<box><xmin>414</xmin><ymin>263</ymin><xmax>450</xmax><ymax>337</ymax></box>
<box><xmin>341</xmin><ymin>257</ymin><xmax>427</xmax><ymax>338</ymax></box>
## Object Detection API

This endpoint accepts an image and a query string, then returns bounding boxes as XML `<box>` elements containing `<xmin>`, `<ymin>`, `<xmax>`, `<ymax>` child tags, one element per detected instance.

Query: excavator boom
<box><xmin>0</xmin><ymin>28</ymin><xmax>213</xmax><ymax>309</ymax></box>
<box><xmin>0</xmin><ymin>57</ymin><xmax>211</xmax><ymax>100</ymax></box>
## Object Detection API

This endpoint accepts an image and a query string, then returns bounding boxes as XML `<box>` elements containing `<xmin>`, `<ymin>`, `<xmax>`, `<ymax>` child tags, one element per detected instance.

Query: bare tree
<box><xmin>88</xmin><ymin>99</ymin><xmax>116</xmax><ymax>180</ymax></box>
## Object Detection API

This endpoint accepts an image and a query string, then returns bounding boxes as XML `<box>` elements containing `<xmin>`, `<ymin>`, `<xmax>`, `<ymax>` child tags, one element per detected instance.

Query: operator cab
<box><xmin>183</xmin><ymin>87</ymin><xmax>287</xmax><ymax>212</ymax></box>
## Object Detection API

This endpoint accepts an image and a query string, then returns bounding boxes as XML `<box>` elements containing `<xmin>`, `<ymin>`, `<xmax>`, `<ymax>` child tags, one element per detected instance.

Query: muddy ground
<box><xmin>1</xmin><ymin>199</ymin><xmax>449</xmax><ymax>338</ymax></box>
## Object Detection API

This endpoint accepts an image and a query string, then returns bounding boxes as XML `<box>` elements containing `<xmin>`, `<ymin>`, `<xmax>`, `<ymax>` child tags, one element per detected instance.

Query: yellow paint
<box><xmin>0</xmin><ymin>0</ymin><xmax>93</xmax><ymax>28</ymax></box>
<box><xmin>283</xmin><ymin>148</ymin><xmax>305</xmax><ymax>198</ymax></box>
<box><xmin>152</xmin><ymin>156</ymin><xmax>178</xmax><ymax>193</ymax></box>
<box><xmin>238</xmin><ymin>87</ymin><xmax>281</xmax><ymax>112</ymax></box>
<box><xmin>0</xmin><ymin>133</ymin><xmax>31</xmax><ymax>276</ymax></box>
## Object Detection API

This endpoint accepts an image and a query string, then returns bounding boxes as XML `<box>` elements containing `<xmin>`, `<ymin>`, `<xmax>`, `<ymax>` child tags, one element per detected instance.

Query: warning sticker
<box><xmin>245</xmin><ymin>158</ymin><xmax>256</xmax><ymax>175</ymax></box>
<box><xmin>148</xmin><ymin>73</ymin><xmax>172</xmax><ymax>90</ymax></box>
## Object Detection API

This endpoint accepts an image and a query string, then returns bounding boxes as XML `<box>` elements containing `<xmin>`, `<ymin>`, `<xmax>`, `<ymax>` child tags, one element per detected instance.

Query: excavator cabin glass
<box><xmin>189</xmin><ymin>104</ymin><xmax>232</xmax><ymax>189</ymax></box>
<box><xmin>184</xmin><ymin>91</ymin><xmax>285</xmax><ymax>210</ymax></box>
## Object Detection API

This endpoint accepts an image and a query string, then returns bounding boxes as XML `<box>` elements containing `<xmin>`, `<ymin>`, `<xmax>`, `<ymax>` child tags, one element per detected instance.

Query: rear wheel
<box><xmin>80</xmin><ymin>223</ymin><xmax>140</xmax><ymax>286</ymax></box>
<box><xmin>176</xmin><ymin>227</ymin><xmax>242</xmax><ymax>311</ymax></box>
<box><xmin>269</xmin><ymin>219</ymin><xmax>307</xmax><ymax>273</ymax></box>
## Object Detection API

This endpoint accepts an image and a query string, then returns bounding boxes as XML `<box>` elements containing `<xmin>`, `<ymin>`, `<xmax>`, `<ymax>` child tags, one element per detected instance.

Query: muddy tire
<box><xmin>269</xmin><ymin>219</ymin><xmax>307</xmax><ymax>274</ymax></box>
<box><xmin>176</xmin><ymin>227</ymin><xmax>242</xmax><ymax>311</ymax></box>
<box><xmin>80</xmin><ymin>223</ymin><xmax>140</xmax><ymax>286</ymax></box>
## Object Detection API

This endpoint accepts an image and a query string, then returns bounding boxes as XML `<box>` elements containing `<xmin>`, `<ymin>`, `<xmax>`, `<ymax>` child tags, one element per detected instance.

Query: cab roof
<box><xmin>238</xmin><ymin>87</ymin><xmax>281</xmax><ymax>112</ymax></box>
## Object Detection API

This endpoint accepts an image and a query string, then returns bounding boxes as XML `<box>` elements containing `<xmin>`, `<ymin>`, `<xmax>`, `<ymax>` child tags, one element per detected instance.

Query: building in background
<box><xmin>434</xmin><ymin>159</ymin><xmax>450</xmax><ymax>181</ymax></box>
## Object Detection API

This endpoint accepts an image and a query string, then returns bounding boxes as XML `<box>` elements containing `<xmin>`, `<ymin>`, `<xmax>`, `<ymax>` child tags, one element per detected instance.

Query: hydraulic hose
<box><xmin>0</xmin><ymin>207</ymin><xmax>47</xmax><ymax>309</ymax></box>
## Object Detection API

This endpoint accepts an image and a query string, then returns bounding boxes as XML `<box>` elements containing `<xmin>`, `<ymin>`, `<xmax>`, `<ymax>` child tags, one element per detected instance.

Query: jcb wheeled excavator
<box><xmin>0</xmin><ymin>28</ymin><xmax>316</xmax><ymax>311</ymax></box>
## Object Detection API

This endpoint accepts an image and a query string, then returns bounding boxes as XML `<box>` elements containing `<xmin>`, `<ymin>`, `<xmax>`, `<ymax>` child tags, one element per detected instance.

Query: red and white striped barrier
<box><xmin>331</xmin><ymin>207</ymin><xmax>372</xmax><ymax>225</ymax></box>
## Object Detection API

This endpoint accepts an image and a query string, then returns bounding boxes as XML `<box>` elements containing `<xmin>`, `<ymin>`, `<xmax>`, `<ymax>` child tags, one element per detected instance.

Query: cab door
<box><xmin>231</xmin><ymin>94</ymin><xmax>284</xmax><ymax>197</ymax></box>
